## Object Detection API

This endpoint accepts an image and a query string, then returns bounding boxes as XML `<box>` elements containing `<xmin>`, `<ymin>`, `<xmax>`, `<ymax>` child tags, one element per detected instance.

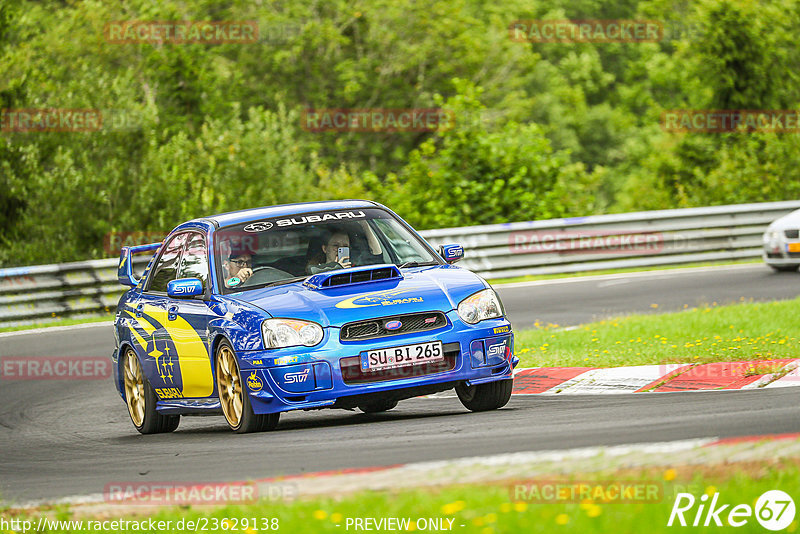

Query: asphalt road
<box><xmin>1</xmin><ymin>264</ymin><xmax>798</xmax><ymax>504</ymax></box>
<box><xmin>496</xmin><ymin>264</ymin><xmax>800</xmax><ymax>329</ymax></box>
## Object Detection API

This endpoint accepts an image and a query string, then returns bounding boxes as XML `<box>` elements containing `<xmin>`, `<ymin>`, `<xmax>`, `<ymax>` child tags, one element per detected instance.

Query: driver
<box><xmin>223</xmin><ymin>252</ymin><xmax>253</xmax><ymax>288</ymax></box>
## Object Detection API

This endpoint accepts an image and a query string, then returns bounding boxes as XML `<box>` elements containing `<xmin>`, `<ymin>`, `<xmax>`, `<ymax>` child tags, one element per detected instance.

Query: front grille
<box><xmin>340</xmin><ymin>311</ymin><xmax>448</xmax><ymax>341</ymax></box>
<box><xmin>340</xmin><ymin>342</ymin><xmax>460</xmax><ymax>384</ymax></box>
<box><xmin>785</xmin><ymin>229</ymin><xmax>799</xmax><ymax>239</ymax></box>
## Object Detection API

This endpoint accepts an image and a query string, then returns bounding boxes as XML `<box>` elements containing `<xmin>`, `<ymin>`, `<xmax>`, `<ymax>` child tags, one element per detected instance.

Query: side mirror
<box><xmin>167</xmin><ymin>278</ymin><xmax>204</xmax><ymax>298</ymax></box>
<box><xmin>438</xmin><ymin>244</ymin><xmax>464</xmax><ymax>264</ymax></box>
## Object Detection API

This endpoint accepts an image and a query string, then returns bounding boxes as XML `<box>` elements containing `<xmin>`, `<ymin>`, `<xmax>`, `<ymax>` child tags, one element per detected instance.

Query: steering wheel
<box><xmin>240</xmin><ymin>266</ymin><xmax>294</xmax><ymax>287</ymax></box>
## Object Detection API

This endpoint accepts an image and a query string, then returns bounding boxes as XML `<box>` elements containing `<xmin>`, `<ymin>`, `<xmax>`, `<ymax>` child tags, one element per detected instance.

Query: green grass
<box><xmin>515</xmin><ymin>297</ymin><xmax>800</xmax><ymax>368</ymax></box>
<box><xmin>488</xmin><ymin>259</ymin><xmax>760</xmax><ymax>285</ymax></box>
<box><xmin>0</xmin><ymin>315</ymin><xmax>114</xmax><ymax>333</ymax></box>
<box><xmin>5</xmin><ymin>461</ymin><xmax>799</xmax><ymax>533</ymax></box>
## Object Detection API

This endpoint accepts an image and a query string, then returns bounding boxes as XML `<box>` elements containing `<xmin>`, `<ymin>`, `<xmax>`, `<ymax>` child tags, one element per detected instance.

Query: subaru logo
<box><xmin>243</xmin><ymin>221</ymin><xmax>273</xmax><ymax>232</ymax></box>
<box><xmin>384</xmin><ymin>320</ymin><xmax>402</xmax><ymax>331</ymax></box>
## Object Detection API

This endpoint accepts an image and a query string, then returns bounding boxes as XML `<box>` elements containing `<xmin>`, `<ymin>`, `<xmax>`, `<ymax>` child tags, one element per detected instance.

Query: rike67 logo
<box><xmin>668</xmin><ymin>490</ymin><xmax>795</xmax><ymax>531</ymax></box>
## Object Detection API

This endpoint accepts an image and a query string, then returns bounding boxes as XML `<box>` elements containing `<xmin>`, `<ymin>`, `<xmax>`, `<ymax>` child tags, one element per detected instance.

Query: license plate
<box><xmin>788</xmin><ymin>243</ymin><xmax>800</xmax><ymax>253</ymax></box>
<box><xmin>361</xmin><ymin>341</ymin><xmax>444</xmax><ymax>372</ymax></box>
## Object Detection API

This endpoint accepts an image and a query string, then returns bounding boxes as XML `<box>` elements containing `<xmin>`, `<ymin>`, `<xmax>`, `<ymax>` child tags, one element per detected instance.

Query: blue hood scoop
<box><xmin>304</xmin><ymin>264</ymin><xmax>403</xmax><ymax>290</ymax></box>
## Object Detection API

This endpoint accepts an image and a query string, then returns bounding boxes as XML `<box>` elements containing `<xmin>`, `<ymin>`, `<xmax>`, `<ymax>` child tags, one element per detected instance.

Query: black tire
<box><xmin>358</xmin><ymin>399</ymin><xmax>399</xmax><ymax>414</ymax></box>
<box><xmin>456</xmin><ymin>379</ymin><xmax>513</xmax><ymax>412</ymax></box>
<box><xmin>122</xmin><ymin>348</ymin><xmax>180</xmax><ymax>435</ymax></box>
<box><xmin>234</xmin><ymin>388</ymin><xmax>280</xmax><ymax>434</ymax></box>
<box><xmin>215</xmin><ymin>340</ymin><xmax>280</xmax><ymax>434</ymax></box>
<box><xmin>769</xmin><ymin>264</ymin><xmax>799</xmax><ymax>272</ymax></box>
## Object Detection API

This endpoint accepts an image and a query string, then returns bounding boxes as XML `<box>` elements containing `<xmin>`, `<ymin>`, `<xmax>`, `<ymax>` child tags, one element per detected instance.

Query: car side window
<box><xmin>147</xmin><ymin>233</ymin><xmax>187</xmax><ymax>293</ymax></box>
<box><xmin>178</xmin><ymin>232</ymin><xmax>209</xmax><ymax>290</ymax></box>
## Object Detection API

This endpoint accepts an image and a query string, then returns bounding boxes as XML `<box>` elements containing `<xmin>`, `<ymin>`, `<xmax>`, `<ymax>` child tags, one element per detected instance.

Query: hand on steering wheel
<box><xmin>237</xmin><ymin>267</ymin><xmax>253</xmax><ymax>283</ymax></box>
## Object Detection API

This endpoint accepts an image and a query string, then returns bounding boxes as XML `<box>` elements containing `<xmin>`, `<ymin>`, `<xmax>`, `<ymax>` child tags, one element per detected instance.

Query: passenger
<box><xmin>306</xmin><ymin>232</ymin><xmax>351</xmax><ymax>274</ymax></box>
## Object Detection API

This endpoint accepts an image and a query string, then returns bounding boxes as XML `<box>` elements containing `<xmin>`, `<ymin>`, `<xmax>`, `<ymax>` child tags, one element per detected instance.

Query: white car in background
<box><xmin>764</xmin><ymin>208</ymin><xmax>800</xmax><ymax>272</ymax></box>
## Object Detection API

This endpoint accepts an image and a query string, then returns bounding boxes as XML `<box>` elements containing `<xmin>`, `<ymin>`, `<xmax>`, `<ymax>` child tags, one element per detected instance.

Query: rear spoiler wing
<box><xmin>118</xmin><ymin>242</ymin><xmax>162</xmax><ymax>287</ymax></box>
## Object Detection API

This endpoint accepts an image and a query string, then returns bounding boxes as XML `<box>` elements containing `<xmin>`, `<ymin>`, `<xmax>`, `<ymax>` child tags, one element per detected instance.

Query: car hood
<box><xmin>767</xmin><ymin>208</ymin><xmax>800</xmax><ymax>232</ymax></box>
<box><xmin>226</xmin><ymin>266</ymin><xmax>487</xmax><ymax>327</ymax></box>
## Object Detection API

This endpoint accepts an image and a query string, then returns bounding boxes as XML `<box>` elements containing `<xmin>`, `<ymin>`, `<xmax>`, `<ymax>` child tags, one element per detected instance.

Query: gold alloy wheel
<box><xmin>216</xmin><ymin>345</ymin><xmax>243</xmax><ymax>428</ymax></box>
<box><xmin>123</xmin><ymin>349</ymin><xmax>145</xmax><ymax>427</ymax></box>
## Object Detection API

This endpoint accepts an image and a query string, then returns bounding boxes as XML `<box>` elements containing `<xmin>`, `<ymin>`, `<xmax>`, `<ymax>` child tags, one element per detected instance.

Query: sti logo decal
<box><xmin>284</xmin><ymin>369</ymin><xmax>310</xmax><ymax>384</ymax></box>
<box><xmin>246</xmin><ymin>371</ymin><xmax>263</xmax><ymax>391</ymax></box>
<box><xmin>487</xmin><ymin>340</ymin><xmax>508</xmax><ymax>357</ymax></box>
<box><xmin>170</xmin><ymin>282</ymin><xmax>194</xmax><ymax>294</ymax></box>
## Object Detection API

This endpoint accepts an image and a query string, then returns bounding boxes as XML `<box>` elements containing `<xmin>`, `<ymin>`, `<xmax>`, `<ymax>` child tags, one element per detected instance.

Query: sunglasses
<box><xmin>229</xmin><ymin>259</ymin><xmax>252</xmax><ymax>267</ymax></box>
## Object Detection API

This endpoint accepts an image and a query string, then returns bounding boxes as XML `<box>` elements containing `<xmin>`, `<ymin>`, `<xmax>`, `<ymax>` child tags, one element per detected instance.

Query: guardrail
<box><xmin>422</xmin><ymin>200</ymin><xmax>800</xmax><ymax>279</ymax></box>
<box><xmin>0</xmin><ymin>258</ymin><xmax>149</xmax><ymax>328</ymax></box>
<box><xmin>2</xmin><ymin>201</ymin><xmax>798</xmax><ymax>328</ymax></box>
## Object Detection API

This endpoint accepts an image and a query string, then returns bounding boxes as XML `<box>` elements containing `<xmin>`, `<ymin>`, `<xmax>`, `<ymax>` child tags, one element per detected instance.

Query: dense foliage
<box><xmin>1</xmin><ymin>0</ymin><xmax>799</xmax><ymax>265</ymax></box>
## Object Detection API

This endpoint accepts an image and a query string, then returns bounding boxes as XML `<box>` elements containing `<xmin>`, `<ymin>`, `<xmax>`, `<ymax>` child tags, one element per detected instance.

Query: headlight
<box><xmin>457</xmin><ymin>289</ymin><xmax>504</xmax><ymax>324</ymax></box>
<box><xmin>262</xmin><ymin>319</ymin><xmax>324</xmax><ymax>349</ymax></box>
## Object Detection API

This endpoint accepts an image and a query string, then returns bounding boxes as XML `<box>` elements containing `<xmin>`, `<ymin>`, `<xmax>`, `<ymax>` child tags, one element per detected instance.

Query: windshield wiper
<box><xmin>397</xmin><ymin>261</ymin><xmax>439</xmax><ymax>269</ymax></box>
<box><xmin>244</xmin><ymin>276</ymin><xmax>307</xmax><ymax>291</ymax></box>
<box><xmin>265</xmin><ymin>276</ymin><xmax>307</xmax><ymax>287</ymax></box>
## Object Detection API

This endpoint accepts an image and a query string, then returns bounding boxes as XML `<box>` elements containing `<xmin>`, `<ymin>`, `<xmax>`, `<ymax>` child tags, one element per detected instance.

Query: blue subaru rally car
<box><xmin>113</xmin><ymin>200</ymin><xmax>517</xmax><ymax>434</ymax></box>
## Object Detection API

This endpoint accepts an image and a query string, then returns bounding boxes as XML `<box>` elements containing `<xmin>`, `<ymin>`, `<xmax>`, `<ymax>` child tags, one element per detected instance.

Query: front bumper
<box><xmin>237</xmin><ymin>311</ymin><xmax>516</xmax><ymax>414</ymax></box>
<box><xmin>763</xmin><ymin>232</ymin><xmax>800</xmax><ymax>267</ymax></box>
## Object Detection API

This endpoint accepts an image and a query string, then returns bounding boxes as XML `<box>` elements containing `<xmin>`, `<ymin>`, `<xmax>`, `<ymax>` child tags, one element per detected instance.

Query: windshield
<box><xmin>214</xmin><ymin>208</ymin><xmax>440</xmax><ymax>292</ymax></box>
